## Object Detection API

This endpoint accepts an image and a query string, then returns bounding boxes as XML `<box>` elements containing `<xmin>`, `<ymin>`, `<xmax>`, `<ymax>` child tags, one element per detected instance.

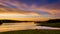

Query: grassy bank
<box><xmin>0</xmin><ymin>30</ymin><xmax>60</xmax><ymax>34</ymax></box>
<box><xmin>37</xmin><ymin>22</ymin><xmax>60</xmax><ymax>28</ymax></box>
<box><xmin>40</xmin><ymin>23</ymin><xmax>60</xmax><ymax>27</ymax></box>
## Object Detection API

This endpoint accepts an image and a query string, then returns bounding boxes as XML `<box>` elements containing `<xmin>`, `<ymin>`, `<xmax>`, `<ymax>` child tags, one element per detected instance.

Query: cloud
<box><xmin>24</xmin><ymin>2</ymin><xmax>60</xmax><ymax>19</ymax></box>
<box><xmin>0</xmin><ymin>0</ymin><xmax>60</xmax><ymax>19</ymax></box>
<box><xmin>34</xmin><ymin>3</ymin><xmax>60</xmax><ymax>19</ymax></box>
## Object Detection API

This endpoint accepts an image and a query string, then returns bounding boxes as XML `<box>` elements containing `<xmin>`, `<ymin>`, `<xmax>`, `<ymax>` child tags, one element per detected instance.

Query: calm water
<box><xmin>0</xmin><ymin>22</ymin><xmax>60</xmax><ymax>32</ymax></box>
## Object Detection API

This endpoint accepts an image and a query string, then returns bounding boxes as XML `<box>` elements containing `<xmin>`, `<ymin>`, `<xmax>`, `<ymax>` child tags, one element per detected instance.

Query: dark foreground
<box><xmin>0</xmin><ymin>30</ymin><xmax>60</xmax><ymax>34</ymax></box>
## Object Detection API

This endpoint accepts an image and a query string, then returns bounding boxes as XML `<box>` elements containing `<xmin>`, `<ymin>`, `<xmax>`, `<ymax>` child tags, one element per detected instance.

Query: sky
<box><xmin>0</xmin><ymin>0</ymin><xmax>60</xmax><ymax>19</ymax></box>
<box><xmin>18</xmin><ymin>0</ymin><xmax>60</xmax><ymax>6</ymax></box>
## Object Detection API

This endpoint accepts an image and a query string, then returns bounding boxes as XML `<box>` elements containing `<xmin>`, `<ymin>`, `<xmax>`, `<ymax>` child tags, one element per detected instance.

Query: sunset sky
<box><xmin>0</xmin><ymin>0</ymin><xmax>60</xmax><ymax>20</ymax></box>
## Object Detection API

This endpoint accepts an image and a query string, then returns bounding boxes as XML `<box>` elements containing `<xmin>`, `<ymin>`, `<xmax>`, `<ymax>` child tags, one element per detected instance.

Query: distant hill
<box><xmin>0</xmin><ymin>20</ymin><xmax>20</xmax><ymax>25</ymax></box>
<box><xmin>46</xmin><ymin>19</ymin><xmax>60</xmax><ymax>23</ymax></box>
<box><xmin>0</xmin><ymin>19</ymin><xmax>33</xmax><ymax>25</ymax></box>
<box><xmin>36</xmin><ymin>19</ymin><xmax>60</xmax><ymax>28</ymax></box>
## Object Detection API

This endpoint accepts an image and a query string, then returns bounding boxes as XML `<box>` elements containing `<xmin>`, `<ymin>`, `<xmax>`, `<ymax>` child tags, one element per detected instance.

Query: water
<box><xmin>0</xmin><ymin>22</ymin><xmax>60</xmax><ymax>32</ymax></box>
